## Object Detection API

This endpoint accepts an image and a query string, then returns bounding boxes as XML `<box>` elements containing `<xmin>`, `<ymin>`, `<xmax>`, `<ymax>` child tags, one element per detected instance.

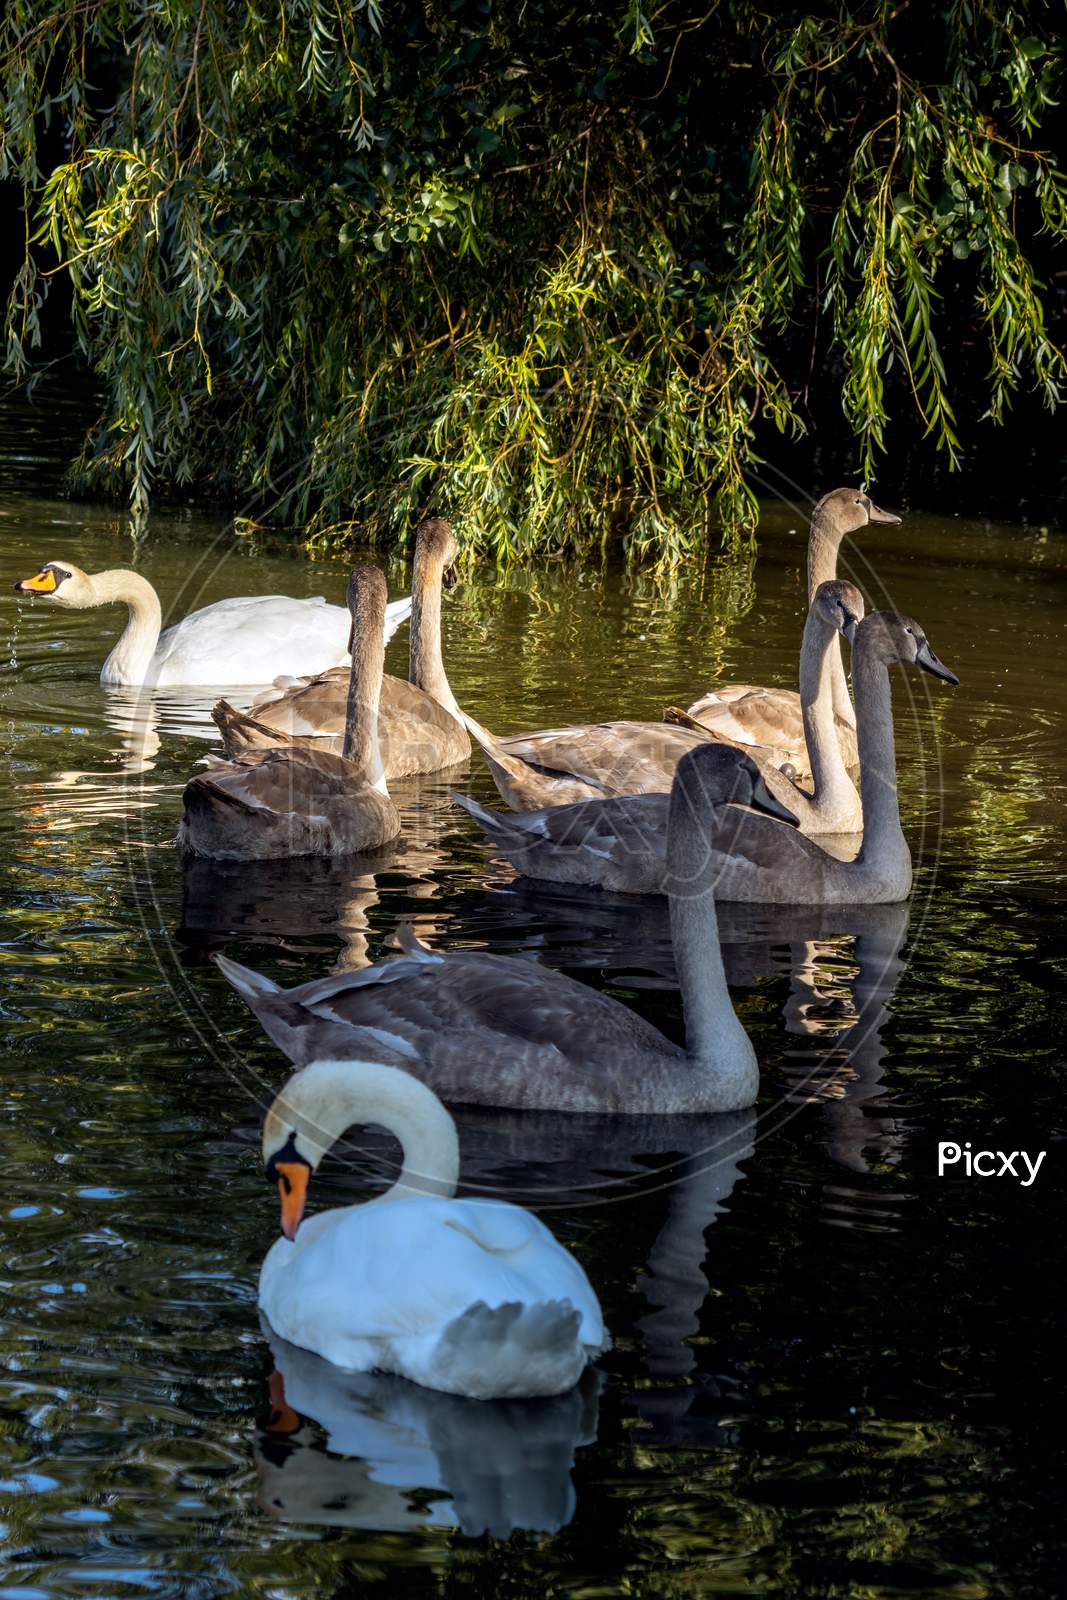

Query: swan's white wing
<box><xmin>152</xmin><ymin>590</ymin><xmax>409</xmax><ymax>688</ymax></box>
<box><xmin>152</xmin><ymin>595</ymin><xmax>351</xmax><ymax>686</ymax></box>
<box><xmin>441</xmin><ymin>1199</ymin><xmax>605</xmax><ymax>1348</ymax></box>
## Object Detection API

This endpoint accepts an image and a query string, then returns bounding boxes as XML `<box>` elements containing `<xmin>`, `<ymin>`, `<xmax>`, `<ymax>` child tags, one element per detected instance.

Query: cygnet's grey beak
<box><xmin>867</xmin><ymin>500</ymin><xmax>902</xmax><ymax>525</ymax></box>
<box><xmin>442</xmin><ymin>563</ymin><xmax>459</xmax><ymax>592</ymax></box>
<box><xmin>916</xmin><ymin>637</ymin><xmax>960</xmax><ymax>685</ymax></box>
<box><xmin>750</xmin><ymin>774</ymin><xmax>799</xmax><ymax>827</ymax></box>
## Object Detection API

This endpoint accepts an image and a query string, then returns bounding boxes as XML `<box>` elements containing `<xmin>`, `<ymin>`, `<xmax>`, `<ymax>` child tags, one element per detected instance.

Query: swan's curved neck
<box><xmin>851</xmin><ymin>639</ymin><xmax>906</xmax><ymax>867</ymax></box>
<box><xmin>799</xmin><ymin>610</ymin><xmax>855</xmax><ymax>808</ymax></box>
<box><xmin>665</xmin><ymin>791</ymin><xmax>758</xmax><ymax>1100</ymax></box>
<box><xmin>807</xmin><ymin>511</ymin><xmax>855</xmax><ymax>730</ymax></box>
<box><xmin>286</xmin><ymin>1060</ymin><xmax>460</xmax><ymax>1201</ymax></box>
<box><xmin>85</xmin><ymin>570</ymin><xmax>163</xmax><ymax>685</ymax></box>
<box><xmin>409</xmin><ymin>552</ymin><xmax>461</xmax><ymax>720</ymax></box>
<box><xmin>343</xmin><ymin>590</ymin><xmax>388</xmax><ymax>793</ymax></box>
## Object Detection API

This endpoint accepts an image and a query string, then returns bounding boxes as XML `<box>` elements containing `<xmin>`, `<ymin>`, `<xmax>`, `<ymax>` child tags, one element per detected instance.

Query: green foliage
<box><xmin>1</xmin><ymin>1</ymin><xmax>1064</xmax><ymax>560</ymax></box>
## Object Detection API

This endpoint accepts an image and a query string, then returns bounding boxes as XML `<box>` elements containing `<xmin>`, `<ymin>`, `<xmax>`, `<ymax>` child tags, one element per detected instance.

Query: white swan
<box><xmin>259</xmin><ymin>1059</ymin><xmax>607</xmax><ymax>1397</ymax></box>
<box><xmin>13</xmin><ymin>560</ymin><xmax>411</xmax><ymax>687</ymax></box>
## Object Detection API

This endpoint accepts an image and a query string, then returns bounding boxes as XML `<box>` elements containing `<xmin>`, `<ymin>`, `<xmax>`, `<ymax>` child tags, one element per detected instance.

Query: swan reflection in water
<box><xmin>767</xmin><ymin>899</ymin><xmax>911</xmax><ymax>1176</ymax></box>
<box><xmin>178</xmin><ymin>777</ymin><xmax>460</xmax><ymax>969</ymax></box>
<box><xmin>96</xmin><ymin>683</ymin><xmax>223</xmax><ymax>775</ymax></box>
<box><xmin>423</xmin><ymin>880</ymin><xmax>910</xmax><ymax>1176</ymax></box>
<box><xmin>255</xmin><ymin>1319</ymin><xmax>600</xmax><ymax>1537</ymax></box>
<box><xmin>14</xmin><ymin>683</ymin><xmax>223</xmax><ymax>832</ymax></box>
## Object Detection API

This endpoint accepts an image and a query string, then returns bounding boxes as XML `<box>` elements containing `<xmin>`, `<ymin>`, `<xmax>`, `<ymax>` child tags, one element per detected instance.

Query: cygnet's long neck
<box><xmin>409</xmin><ymin>551</ymin><xmax>461</xmax><ymax>719</ymax></box>
<box><xmin>798</xmin><ymin>608</ymin><xmax>857</xmax><ymax>815</ymax></box>
<box><xmin>294</xmin><ymin>1060</ymin><xmax>460</xmax><ymax>1201</ymax></box>
<box><xmin>851</xmin><ymin>636</ymin><xmax>907</xmax><ymax>870</ymax></box>
<box><xmin>89</xmin><ymin>570</ymin><xmax>164</xmax><ymax>685</ymax></box>
<box><xmin>807</xmin><ymin>510</ymin><xmax>855</xmax><ymax>731</ymax></box>
<box><xmin>665</xmin><ymin>784</ymin><xmax>758</xmax><ymax>1106</ymax></box>
<box><xmin>343</xmin><ymin>586</ymin><xmax>388</xmax><ymax>793</ymax></box>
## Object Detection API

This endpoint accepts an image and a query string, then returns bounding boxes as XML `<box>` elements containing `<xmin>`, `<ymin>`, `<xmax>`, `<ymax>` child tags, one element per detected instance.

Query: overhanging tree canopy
<box><xmin>1</xmin><ymin>1</ymin><xmax>1064</xmax><ymax>559</ymax></box>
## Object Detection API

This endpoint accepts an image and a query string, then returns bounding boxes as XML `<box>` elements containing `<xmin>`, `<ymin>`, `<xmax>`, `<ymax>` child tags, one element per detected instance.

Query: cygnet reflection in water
<box><xmin>177</xmin><ymin>780</ymin><xmax>458</xmax><ymax>968</ymax></box>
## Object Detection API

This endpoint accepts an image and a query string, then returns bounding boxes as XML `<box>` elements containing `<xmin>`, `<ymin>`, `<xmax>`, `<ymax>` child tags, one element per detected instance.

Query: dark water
<box><xmin>1</xmin><ymin>467</ymin><xmax>1066</xmax><ymax>1597</ymax></box>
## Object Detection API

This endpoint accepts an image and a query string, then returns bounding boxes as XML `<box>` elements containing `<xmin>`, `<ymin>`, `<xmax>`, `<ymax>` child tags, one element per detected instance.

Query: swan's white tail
<box><xmin>425</xmin><ymin>1299</ymin><xmax>588</xmax><ymax>1400</ymax></box>
<box><xmin>383</xmin><ymin>595</ymin><xmax>413</xmax><ymax>644</ymax></box>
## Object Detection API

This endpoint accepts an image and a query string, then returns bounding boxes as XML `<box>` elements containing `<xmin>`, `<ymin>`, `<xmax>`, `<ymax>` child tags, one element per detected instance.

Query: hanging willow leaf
<box><xmin>0</xmin><ymin>0</ymin><xmax>1063</xmax><ymax>561</ymax></box>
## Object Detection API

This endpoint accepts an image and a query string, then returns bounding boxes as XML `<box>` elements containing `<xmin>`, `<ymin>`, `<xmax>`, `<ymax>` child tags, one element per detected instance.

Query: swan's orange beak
<box><xmin>267</xmin><ymin>1370</ymin><xmax>301</xmax><ymax>1434</ymax></box>
<box><xmin>276</xmin><ymin>1161</ymin><xmax>309</xmax><ymax>1240</ymax></box>
<box><xmin>15</xmin><ymin>568</ymin><xmax>58</xmax><ymax>594</ymax></box>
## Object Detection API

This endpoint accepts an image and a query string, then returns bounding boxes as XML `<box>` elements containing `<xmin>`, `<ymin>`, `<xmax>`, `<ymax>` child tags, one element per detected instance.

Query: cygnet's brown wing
<box><xmin>683</xmin><ymin>689</ymin><xmax>857</xmax><ymax>778</ymax></box>
<box><xmin>196</xmin><ymin>746</ymin><xmax>359</xmax><ymax>811</ymax></box>
<box><xmin>454</xmin><ymin>791</ymin><xmax>671</xmax><ymax>891</ymax></box>
<box><xmin>228</xmin><ymin>673</ymin><xmax>467</xmax><ymax>776</ymax></box>
<box><xmin>497</xmin><ymin>721</ymin><xmax>709</xmax><ymax>798</ymax></box>
<box><xmin>687</xmin><ymin>683</ymin><xmax>767</xmax><ymax>714</ymax></box>
<box><xmin>692</xmin><ymin>689</ymin><xmax>806</xmax><ymax>750</ymax></box>
<box><xmin>233</xmin><ymin>948</ymin><xmax>683</xmax><ymax>1111</ymax></box>
<box><xmin>677</xmin><ymin>691</ymin><xmax>810</xmax><ymax>777</ymax></box>
<box><xmin>376</xmin><ymin>678</ymin><xmax>470</xmax><ymax>776</ymax></box>
<box><xmin>180</xmin><ymin>745</ymin><xmax>399</xmax><ymax>859</ymax></box>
